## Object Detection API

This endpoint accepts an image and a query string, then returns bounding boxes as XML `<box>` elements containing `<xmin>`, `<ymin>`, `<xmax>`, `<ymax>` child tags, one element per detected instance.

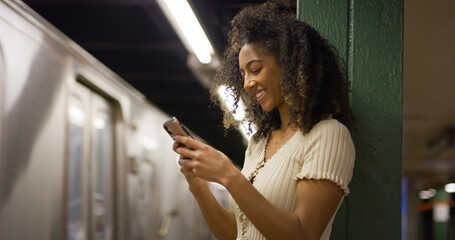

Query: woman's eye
<box><xmin>252</xmin><ymin>68</ymin><xmax>262</xmax><ymax>74</ymax></box>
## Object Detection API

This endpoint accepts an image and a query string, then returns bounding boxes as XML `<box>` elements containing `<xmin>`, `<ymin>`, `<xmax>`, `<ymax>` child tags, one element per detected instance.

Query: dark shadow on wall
<box><xmin>0</xmin><ymin>45</ymin><xmax>64</xmax><ymax>209</ymax></box>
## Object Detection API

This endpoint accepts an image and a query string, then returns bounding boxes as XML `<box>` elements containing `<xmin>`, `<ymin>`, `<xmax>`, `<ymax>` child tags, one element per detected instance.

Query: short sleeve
<box><xmin>295</xmin><ymin>120</ymin><xmax>355</xmax><ymax>195</ymax></box>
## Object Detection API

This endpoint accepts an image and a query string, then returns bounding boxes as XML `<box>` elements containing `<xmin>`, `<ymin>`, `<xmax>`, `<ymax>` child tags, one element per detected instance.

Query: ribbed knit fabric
<box><xmin>229</xmin><ymin>119</ymin><xmax>355</xmax><ymax>240</ymax></box>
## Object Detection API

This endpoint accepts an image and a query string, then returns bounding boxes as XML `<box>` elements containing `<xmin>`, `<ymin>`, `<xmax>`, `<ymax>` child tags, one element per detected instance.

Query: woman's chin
<box><xmin>260</xmin><ymin>105</ymin><xmax>274</xmax><ymax>112</ymax></box>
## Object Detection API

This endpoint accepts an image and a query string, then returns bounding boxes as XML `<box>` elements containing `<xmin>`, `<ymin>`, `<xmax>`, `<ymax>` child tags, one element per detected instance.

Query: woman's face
<box><xmin>239</xmin><ymin>44</ymin><xmax>284</xmax><ymax>112</ymax></box>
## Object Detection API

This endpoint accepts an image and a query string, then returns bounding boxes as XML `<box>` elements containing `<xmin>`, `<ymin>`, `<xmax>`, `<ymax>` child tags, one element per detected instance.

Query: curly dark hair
<box><xmin>210</xmin><ymin>0</ymin><xmax>355</xmax><ymax>142</ymax></box>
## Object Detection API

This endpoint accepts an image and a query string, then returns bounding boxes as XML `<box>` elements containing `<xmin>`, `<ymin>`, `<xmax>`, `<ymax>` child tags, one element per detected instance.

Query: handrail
<box><xmin>157</xmin><ymin>209</ymin><xmax>179</xmax><ymax>237</ymax></box>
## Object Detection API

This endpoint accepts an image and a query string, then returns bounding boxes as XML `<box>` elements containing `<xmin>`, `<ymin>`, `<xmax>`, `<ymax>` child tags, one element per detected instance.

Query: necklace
<box><xmin>248</xmin><ymin>135</ymin><xmax>270</xmax><ymax>184</ymax></box>
<box><xmin>239</xmin><ymin>128</ymin><xmax>296</xmax><ymax>237</ymax></box>
<box><xmin>238</xmin><ymin>134</ymin><xmax>270</xmax><ymax>237</ymax></box>
<box><xmin>247</xmin><ymin>127</ymin><xmax>295</xmax><ymax>184</ymax></box>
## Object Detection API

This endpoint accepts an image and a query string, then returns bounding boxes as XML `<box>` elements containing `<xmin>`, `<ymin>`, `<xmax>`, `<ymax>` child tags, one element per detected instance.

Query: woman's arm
<box><xmin>175</xmin><ymin>136</ymin><xmax>343</xmax><ymax>240</ymax></box>
<box><xmin>189</xmin><ymin>182</ymin><xmax>237</xmax><ymax>240</ymax></box>
<box><xmin>226</xmin><ymin>171</ymin><xmax>343</xmax><ymax>240</ymax></box>
<box><xmin>176</xmin><ymin>148</ymin><xmax>237</xmax><ymax>240</ymax></box>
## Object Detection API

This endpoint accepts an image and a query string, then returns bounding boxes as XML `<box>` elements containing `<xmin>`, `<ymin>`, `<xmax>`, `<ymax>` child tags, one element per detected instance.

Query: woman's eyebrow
<box><xmin>240</xmin><ymin>59</ymin><xmax>263</xmax><ymax>71</ymax></box>
<box><xmin>246</xmin><ymin>59</ymin><xmax>262</xmax><ymax>68</ymax></box>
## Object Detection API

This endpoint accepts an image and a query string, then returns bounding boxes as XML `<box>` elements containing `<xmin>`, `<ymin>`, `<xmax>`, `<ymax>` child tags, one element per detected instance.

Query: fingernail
<box><xmin>174</xmin><ymin>141</ymin><xmax>178</xmax><ymax>145</ymax></box>
<box><xmin>172</xmin><ymin>136</ymin><xmax>176</xmax><ymax>140</ymax></box>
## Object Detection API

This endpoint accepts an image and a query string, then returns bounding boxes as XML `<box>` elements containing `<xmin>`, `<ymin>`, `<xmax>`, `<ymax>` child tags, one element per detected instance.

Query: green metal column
<box><xmin>432</xmin><ymin>188</ymin><xmax>449</xmax><ymax>240</ymax></box>
<box><xmin>297</xmin><ymin>1</ymin><xmax>403</xmax><ymax>239</ymax></box>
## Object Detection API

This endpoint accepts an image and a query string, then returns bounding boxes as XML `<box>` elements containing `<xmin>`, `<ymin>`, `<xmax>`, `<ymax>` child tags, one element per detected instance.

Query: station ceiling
<box><xmin>402</xmin><ymin>0</ymin><xmax>455</xmax><ymax>186</ymax></box>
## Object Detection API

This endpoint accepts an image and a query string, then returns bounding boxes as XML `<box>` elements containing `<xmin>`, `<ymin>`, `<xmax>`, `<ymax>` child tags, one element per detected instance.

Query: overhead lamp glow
<box><xmin>239</xmin><ymin>121</ymin><xmax>255</xmax><ymax>140</ymax></box>
<box><xmin>217</xmin><ymin>85</ymin><xmax>255</xmax><ymax>140</ymax></box>
<box><xmin>159</xmin><ymin>0</ymin><xmax>214</xmax><ymax>64</ymax></box>
<box><xmin>419</xmin><ymin>188</ymin><xmax>436</xmax><ymax>199</ymax></box>
<box><xmin>217</xmin><ymin>85</ymin><xmax>245</xmax><ymax>121</ymax></box>
<box><xmin>445</xmin><ymin>183</ymin><xmax>455</xmax><ymax>193</ymax></box>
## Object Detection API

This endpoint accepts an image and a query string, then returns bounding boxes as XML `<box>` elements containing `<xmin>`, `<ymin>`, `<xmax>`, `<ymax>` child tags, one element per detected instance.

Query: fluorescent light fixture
<box><xmin>419</xmin><ymin>188</ymin><xmax>436</xmax><ymax>199</ymax></box>
<box><xmin>157</xmin><ymin>0</ymin><xmax>214</xmax><ymax>64</ymax></box>
<box><xmin>239</xmin><ymin>121</ymin><xmax>255</xmax><ymax>140</ymax></box>
<box><xmin>217</xmin><ymin>85</ymin><xmax>255</xmax><ymax>140</ymax></box>
<box><xmin>445</xmin><ymin>183</ymin><xmax>455</xmax><ymax>193</ymax></box>
<box><xmin>217</xmin><ymin>85</ymin><xmax>245</xmax><ymax>121</ymax></box>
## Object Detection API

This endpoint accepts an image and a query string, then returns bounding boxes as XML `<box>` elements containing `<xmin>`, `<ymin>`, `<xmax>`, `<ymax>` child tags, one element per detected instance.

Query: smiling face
<box><xmin>239</xmin><ymin>44</ymin><xmax>285</xmax><ymax>112</ymax></box>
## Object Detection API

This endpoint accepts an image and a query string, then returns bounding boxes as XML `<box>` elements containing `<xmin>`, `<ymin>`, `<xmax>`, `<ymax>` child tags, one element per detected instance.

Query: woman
<box><xmin>172</xmin><ymin>1</ymin><xmax>355</xmax><ymax>239</ymax></box>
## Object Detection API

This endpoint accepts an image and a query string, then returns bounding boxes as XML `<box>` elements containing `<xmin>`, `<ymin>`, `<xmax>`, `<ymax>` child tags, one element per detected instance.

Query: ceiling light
<box><xmin>239</xmin><ymin>121</ymin><xmax>254</xmax><ymax>140</ymax></box>
<box><xmin>156</xmin><ymin>0</ymin><xmax>214</xmax><ymax>64</ymax></box>
<box><xmin>419</xmin><ymin>188</ymin><xmax>436</xmax><ymax>199</ymax></box>
<box><xmin>217</xmin><ymin>85</ymin><xmax>255</xmax><ymax>140</ymax></box>
<box><xmin>217</xmin><ymin>85</ymin><xmax>245</xmax><ymax>121</ymax></box>
<box><xmin>445</xmin><ymin>183</ymin><xmax>455</xmax><ymax>193</ymax></box>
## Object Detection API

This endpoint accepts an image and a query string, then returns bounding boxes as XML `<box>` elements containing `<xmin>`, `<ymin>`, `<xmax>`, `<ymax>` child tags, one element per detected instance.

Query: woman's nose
<box><xmin>243</xmin><ymin>76</ymin><xmax>256</xmax><ymax>90</ymax></box>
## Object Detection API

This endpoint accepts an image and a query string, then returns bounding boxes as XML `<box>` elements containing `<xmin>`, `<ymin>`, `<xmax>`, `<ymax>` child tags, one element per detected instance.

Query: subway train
<box><xmin>0</xmin><ymin>1</ymin><xmax>230</xmax><ymax>240</ymax></box>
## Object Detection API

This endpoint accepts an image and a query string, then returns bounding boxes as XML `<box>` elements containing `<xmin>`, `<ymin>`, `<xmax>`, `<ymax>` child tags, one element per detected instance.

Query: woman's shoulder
<box><xmin>296</xmin><ymin>119</ymin><xmax>353</xmax><ymax>150</ymax></box>
<box><xmin>306</xmin><ymin>118</ymin><xmax>351</xmax><ymax>137</ymax></box>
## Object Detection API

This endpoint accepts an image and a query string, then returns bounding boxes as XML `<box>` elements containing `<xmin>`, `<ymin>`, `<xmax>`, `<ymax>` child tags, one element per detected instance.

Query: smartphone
<box><xmin>163</xmin><ymin>117</ymin><xmax>194</xmax><ymax>140</ymax></box>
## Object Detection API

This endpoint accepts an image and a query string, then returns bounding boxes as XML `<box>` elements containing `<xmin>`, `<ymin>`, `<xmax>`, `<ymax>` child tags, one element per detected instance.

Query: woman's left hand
<box><xmin>173</xmin><ymin>136</ymin><xmax>236</xmax><ymax>185</ymax></box>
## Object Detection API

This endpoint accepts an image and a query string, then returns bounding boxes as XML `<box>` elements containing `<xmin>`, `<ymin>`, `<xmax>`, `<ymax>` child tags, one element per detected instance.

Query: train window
<box><xmin>67</xmin><ymin>96</ymin><xmax>87</xmax><ymax>240</ymax></box>
<box><xmin>91</xmin><ymin>95</ymin><xmax>114</xmax><ymax>240</ymax></box>
<box><xmin>67</xmin><ymin>81</ymin><xmax>115</xmax><ymax>240</ymax></box>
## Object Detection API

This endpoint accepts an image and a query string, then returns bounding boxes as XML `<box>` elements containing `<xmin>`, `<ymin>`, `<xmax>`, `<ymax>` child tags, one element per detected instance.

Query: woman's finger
<box><xmin>172</xmin><ymin>139</ymin><xmax>179</xmax><ymax>151</ymax></box>
<box><xmin>178</xmin><ymin>157</ymin><xmax>198</xmax><ymax>168</ymax></box>
<box><xmin>176</xmin><ymin>145</ymin><xmax>200</xmax><ymax>160</ymax></box>
<box><xmin>179</xmin><ymin>159</ymin><xmax>192</xmax><ymax>172</ymax></box>
<box><xmin>175</xmin><ymin>136</ymin><xmax>204</xmax><ymax>150</ymax></box>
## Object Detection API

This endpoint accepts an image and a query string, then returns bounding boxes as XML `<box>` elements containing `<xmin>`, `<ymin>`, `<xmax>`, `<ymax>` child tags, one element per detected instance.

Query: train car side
<box><xmin>0</xmin><ymin>1</ymin><xmax>229</xmax><ymax>240</ymax></box>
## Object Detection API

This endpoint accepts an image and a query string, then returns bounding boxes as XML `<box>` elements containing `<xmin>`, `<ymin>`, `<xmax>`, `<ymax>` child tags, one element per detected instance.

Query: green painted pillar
<box><xmin>433</xmin><ymin>188</ymin><xmax>449</xmax><ymax>240</ymax></box>
<box><xmin>297</xmin><ymin>1</ymin><xmax>403</xmax><ymax>239</ymax></box>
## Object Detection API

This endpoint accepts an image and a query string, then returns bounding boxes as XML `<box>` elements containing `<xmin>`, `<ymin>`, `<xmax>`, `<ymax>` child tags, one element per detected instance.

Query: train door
<box><xmin>67</xmin><ymin>81</ymin><xmax>115</xmax><ymax>240</ymax></box>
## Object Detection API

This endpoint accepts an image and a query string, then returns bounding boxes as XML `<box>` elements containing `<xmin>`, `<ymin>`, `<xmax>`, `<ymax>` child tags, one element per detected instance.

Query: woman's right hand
<box><xmin>173</xmin><ymin>140</ymin><xmax>206</xmax><ymax>192</ymax></box>
<box><xmin>173</xmin><ymin>139</ymin><xmax>237</xmax><ymax>240</ymax></box>
<box><xmin>178</xmin><ymin>160</ymin><xmax>206</xmax><ymax>193</ymax></box>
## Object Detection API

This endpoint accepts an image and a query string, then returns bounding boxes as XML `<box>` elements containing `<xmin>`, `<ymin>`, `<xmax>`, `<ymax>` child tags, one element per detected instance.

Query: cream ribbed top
<box><xmin>229</xmin><ymin>119</ymin><xmax>355</xmax><ymax>240</ymax></box>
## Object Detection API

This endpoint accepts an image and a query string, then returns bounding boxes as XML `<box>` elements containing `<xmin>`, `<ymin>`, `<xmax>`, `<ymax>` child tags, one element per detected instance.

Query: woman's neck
<box><xmin>277</xmin><ymin>103</ymin><xmax>295</xmax><ymax>132</ymax></box>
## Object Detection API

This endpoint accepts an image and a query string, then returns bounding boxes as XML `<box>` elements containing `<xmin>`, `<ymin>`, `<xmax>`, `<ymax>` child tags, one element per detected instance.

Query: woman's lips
<box><xmin>255</xmin><ymin>89</ymin><xmax>265</xmax><ymax>102</ymax></box>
